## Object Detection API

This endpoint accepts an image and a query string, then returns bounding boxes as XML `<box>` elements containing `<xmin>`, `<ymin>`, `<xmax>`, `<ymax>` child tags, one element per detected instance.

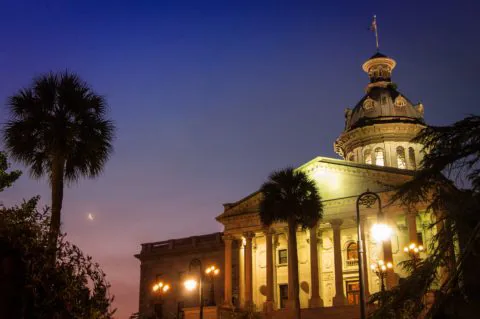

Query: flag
<box><xmin>370</xmin><ymin>15</ymin><xmax>377</xmax><ymax>33</ymax></box>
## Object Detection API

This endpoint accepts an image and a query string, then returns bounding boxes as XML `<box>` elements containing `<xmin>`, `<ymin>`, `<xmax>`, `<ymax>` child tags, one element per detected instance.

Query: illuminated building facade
<box><xmin>136</xmin><ymin>52</ymin><xmax>436</xmax><ymax>319</ymax></box>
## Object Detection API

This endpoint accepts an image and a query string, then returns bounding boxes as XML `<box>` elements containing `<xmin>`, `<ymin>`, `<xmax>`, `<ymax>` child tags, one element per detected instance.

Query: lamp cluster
<box><xmin>403</xmin><ymin>242</ymin><xmax>424</xmax><ymax>254</ymax></box>
<box><xmin>370</xmin><ymin>259</ymin><xmax>393</xmax><ymax>274</ymax></box>
<box><xmin>152</xmin><ymin>281</ymin><xmax>170</xmax><ymax>293</ymax></box>
<box><xmin>205</xmin><ymin>265</ymin><xmax>220</xmax><ymax>276</ymax></box>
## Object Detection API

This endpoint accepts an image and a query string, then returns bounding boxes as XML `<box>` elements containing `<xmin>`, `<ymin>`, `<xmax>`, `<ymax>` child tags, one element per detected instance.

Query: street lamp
<box><xmin>152</xmin><ymin>280</ymin><xmax>170</xmax><ymax>319</ymax></box>
<box><xmin>205</xmin><ymin>265</ymin><xmax>220</xmax><ymax>306</ymax></box>
<box><xmin>356</xmin><ymin>190</ymin><xmax>392</xmax><ymax>319</ymax></box>
<box><xmin>404</xmin><ymin>243</ymin><xmax>424</xmax><ymax>270</ymax></box>
<box><xmin>370</xmin><ymin>260</ymin><xmax>393</xmax><ymax>306</ymax></box>
<box><xmin>183</xmin><ymin>258</ymin><xmax>204</xmax><ymax>319</ymax></box>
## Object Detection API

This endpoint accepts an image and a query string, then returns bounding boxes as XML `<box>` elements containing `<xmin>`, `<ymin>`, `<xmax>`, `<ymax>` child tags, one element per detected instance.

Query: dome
<box><xmin>345</xmin><ymin>85</ymin><xmax>425</xmax><ymax>131</ymax></box>
<box><xmin>344</xmin><ymin>52</ymin><xmax>425</xmax><ymax>131</ymax></box>
<box><xmin>334</xmin><ymin>51</ymin><xmax>427</xmax><ymax>169</ymax></box>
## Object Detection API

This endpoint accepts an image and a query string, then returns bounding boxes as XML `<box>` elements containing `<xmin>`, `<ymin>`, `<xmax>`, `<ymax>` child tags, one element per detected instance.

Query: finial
<box><xmin>370</xmin><ymin>15</ymin><xmax>380</xmax><ymax>52</ymax></box>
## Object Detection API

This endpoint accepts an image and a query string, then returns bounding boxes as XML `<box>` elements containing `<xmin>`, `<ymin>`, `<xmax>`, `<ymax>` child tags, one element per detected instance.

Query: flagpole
<box><xmin>373</xmin><ymin>15</ymin><xmax>379</xmax><ymax>51</ymax></box>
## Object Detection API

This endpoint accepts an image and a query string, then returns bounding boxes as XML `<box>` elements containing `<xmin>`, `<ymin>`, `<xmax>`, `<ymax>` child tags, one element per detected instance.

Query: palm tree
<box><xmin>3</xmin><ymin>72</ymin><xmax>115</xmax><ymax>247</ymax></box>
<box><xmin>259</xmin><ymin>168</ymin><xmax>323</xmax><ymax>319</ymax></box>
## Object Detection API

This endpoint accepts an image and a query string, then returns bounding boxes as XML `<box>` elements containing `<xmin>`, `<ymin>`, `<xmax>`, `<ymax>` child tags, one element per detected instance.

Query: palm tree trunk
<box><xmin>287</xmin><ymin>217</ymin><xmax>301</xmax><ymax>319</ymax></box>
<box><xmin>49</xmin><ymin>158</ymin><xmax>64</xmax><ymax>253</ymax></box>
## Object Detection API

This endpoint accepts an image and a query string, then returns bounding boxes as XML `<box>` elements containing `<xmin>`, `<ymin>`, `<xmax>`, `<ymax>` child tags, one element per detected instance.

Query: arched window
<box><xmin>396</xmin><ymin>146</ymin><xmax>406</xmax><ymax>169</ymax></box>
<box><xmin>346</xmin><ymin>242</ymin><xmax>358</xmax><ymax>267</ymax></box>
<box><xmin>349</xmin><ymin>154</ymin><xmax>355</xmax><ymax>162</ymax></box>
<box><xmin>374</xmin><ymin>148</ymin><xmax>385</xmax><ymax>166</ymax></box>
<box><xmin>364</xmin><ymin>149</ymin><xmax>372</xmax><ymax>165</ymax></box>
<box><xmin>409</xmin><ymin>147</ymin><xmax>417</xmax><ymax>170</ymax></box>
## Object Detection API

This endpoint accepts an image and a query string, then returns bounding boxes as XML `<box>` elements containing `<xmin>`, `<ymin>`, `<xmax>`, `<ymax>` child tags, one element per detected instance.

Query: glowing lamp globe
<box><xmin>371</xmin><ymin>223</ymin><xmax>392</xmax><ymax>242</ymax></box>
<box><xmin>184</xmin><ymin>279</ymin><xmax>198</xmax><ymax>291</ymax></box>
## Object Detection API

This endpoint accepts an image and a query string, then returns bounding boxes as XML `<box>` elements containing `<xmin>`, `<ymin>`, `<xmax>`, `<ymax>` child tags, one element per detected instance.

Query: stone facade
<box><xmin>135</xmin><ymin>232</ymin><xmax>225</xmax><ymax>318</ymax></box>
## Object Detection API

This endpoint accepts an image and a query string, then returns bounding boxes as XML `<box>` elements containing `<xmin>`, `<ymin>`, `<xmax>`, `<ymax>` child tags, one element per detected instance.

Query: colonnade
<box><xmin>222</xmin><ymin>213</ymin><xmax>419</xmax><ymax>312</ymax></box>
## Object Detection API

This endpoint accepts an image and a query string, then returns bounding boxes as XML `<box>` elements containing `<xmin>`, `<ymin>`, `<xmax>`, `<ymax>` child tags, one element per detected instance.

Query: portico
<box><xmin>216</xmin><ymin>157</ymin><xmax>428</xmax><ymax>317</ymax></box>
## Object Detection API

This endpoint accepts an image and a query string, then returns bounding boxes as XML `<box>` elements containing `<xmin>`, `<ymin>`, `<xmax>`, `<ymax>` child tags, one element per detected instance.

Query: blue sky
<box><xmin>1</xmin><ymin>1</ymin><xmax>479</xmax><ymax>317</ymax></box>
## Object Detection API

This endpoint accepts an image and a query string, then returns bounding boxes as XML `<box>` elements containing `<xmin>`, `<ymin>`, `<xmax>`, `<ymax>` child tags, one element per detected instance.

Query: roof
<box><xmin>216</xmin><ymin>156</ymin><xmax>415</xmax><ymax>222</ymax></box>
<box><xmin>346</xmin><ymin>85</ymin><xmax>424</xmax><ymax>131</ymax></box>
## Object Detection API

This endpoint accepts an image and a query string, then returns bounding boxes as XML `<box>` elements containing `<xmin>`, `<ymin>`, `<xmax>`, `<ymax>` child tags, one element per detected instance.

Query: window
<box><xmin>396</xmin><ymin>146</ymin><xmax>407</xmax><ymax>169</ymax></box>
<box><xmin>364</xmin><ymin>149</ymin><xmax>372</xmax><ymax>165</ymax></box>
<box><xmin>278</xmin><ymin>249</ymin><xmax>288</xmax><ymax>265</ymax></box>
<box><xmin>346</xmin><ymin>242</ymin><xmax>358</xmax><ymax>266</ymax></box>
<box><xmin>409</xmin><ymin>147</ymin><xmax>417</xmax><ymax>170</ymax></box>
<box><xmin>374</xmin><ymin>148</ymin><xmax>385</xmax><ymax>166</ymax></box>
<box><xmin>279</xmin><ymin>284</ymin><xmax>288</xmax><ymax>308</ymax></box>
<box><xmin>417</xmin><ymin>232</ymin><xmax>424</xmax><ymax>246</ymax></box>
<box><xmin>348</xmin><ymin>154</ymin><xmax>355</xmax><ymax>162</ymax></box>
<box><xmin>346</xmin><ymin>281</ymin><xmax>360</xmax><ymax>305</ymax></box>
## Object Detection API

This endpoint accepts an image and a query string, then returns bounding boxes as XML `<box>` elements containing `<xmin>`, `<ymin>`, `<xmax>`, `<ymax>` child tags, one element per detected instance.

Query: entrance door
<box><xmin>346</xmin><ymin>281</ymin><xmax>360</xmax><ymax>305</ymax></box>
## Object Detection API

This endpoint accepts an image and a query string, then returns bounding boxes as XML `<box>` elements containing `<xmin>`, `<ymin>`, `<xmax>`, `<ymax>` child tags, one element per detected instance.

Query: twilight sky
<box><xmin>1</xmin><ymin>0</ymin><xmax>479</xmax><ymax>317</ymax></box>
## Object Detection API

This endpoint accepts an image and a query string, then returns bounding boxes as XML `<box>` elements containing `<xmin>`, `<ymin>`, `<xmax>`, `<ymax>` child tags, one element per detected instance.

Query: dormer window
<box><xmin>394</xmin><ymin>96</ymin><xmax>407</xmax><ymax>108</ymax></box>
<box><xmin>363</xmin><ymin>98</ymin><xmax>375</xmax><ymax>111</ymax></box>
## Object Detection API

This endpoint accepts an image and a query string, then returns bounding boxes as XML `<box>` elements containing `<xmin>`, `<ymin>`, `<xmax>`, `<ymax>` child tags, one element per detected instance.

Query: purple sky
<box><xmin>1</xmin><ymin>1</ymin><xmax>479</xmax><ymax>317</ymax></box>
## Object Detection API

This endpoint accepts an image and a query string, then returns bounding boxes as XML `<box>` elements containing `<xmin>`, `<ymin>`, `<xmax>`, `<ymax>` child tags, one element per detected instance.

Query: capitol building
<box><xmin>136</xmin><ymin>50</ymin><xmax>438</xmax><ymax>319</ymax></box>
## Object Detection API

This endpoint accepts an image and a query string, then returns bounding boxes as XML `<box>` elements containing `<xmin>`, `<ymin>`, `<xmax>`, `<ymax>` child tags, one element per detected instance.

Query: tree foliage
<box><xmin>0</xmin><ymin>153</ymin><xmax>115</xmax><ymax>318</ymax></box>
<box><xmin>259</xmin><ymin>167</ymin><xmax>323</xmax><ymax>229</ymax></box>
<box><xmin>259</xmin><ymin>168</ymin><xmax>323</xmax><ymax>319</ymax></box>
<box><xmin>2</xmin><ymin>72</ymin><xmax>116</xmax><ymax>243</ymax></box>
<box><xmin>0</xmin><ymin>151</ymin><xmax>21</xmax><ymax>193</ymax></box>
<box><xmin>370</xmin><ymin>115</ymin><xmax>480</xmax><ymax>318</ymax></box>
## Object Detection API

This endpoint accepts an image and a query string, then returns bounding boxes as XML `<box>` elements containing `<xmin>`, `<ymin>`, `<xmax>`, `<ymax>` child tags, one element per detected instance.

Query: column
<box><xmin>360</xmin><ymin>218</ymin><xmax>370</xmax><ymax>297</ymax></box>
<box><xmin>244</xmin><ymin>232</ymin><xmax>254</xmax><ymax>308</ymax></box>
<box><xmin>309</xmin><ymin>223</ymin><xmax>323</xmax><ymax>308</ymax></box>
<box><xmin>406</xmin><ymin>210</ymin><xmax>418</xmax><ymax>244</ymax></box>
<box><xmin>223</xmin><ymin>235</ymin><xmax>234</xmax><ymax>307</ymax></box>
<box><xmin>382</xmin><ymin>227</ymin><xmax>395</xmax><ymax>289</ymax></box>
<box><xmin>331</xmin><ymin>219</ymin><xmax>346</xmax><ymax>306</ymax></box>
<box><xmin>263</xmin><ymin>229</ymin><xmax>275</xmax><ymax>314</ymax></box>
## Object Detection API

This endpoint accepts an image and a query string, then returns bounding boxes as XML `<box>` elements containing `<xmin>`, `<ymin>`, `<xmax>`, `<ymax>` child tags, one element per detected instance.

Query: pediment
<box><xmin>216</xmin><ymin>156</ymin><xmax>413</xmax><ymax>224</ymax></box>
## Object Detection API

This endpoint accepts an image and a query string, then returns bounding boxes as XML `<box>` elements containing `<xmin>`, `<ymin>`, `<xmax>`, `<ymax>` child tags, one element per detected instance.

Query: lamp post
<box><xmin>205</xmin><ymin>265</ymin><xmax>220</xmax><ymax>306</ymax></box>
<box><xmin>356</xmin><ymin>190</ymin><xmax>392</xmax><ymax>319</ymax></box>
<box><xmin>184</xmin><ymin>259</ymin><xmax>219</xmax><ymax>319</ymax></box>
<box><xmin>370</xmin><ymin>260</ymin><xmax>393</xmax><ymax>306</ymax></box>
<box><xmin>152</xmin><ymin>280</ymin><xmax>171</xmax><ymax>319</ymax></box>
<box><xmin>184</xmin><ymin>258</ymin><xmax>204</xmax><ymax>319</ymax></box>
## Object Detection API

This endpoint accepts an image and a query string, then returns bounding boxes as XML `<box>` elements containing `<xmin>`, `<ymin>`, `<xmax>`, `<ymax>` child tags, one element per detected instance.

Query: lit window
<box><xmin>278</xmin><ymin>249</ymin><xmax>288</xmax><ymax>265</ymax></box>
<box><xmin>346</xmin><ymin>281</ymin><xmax>360</xmax><ymax>305</ymax></box>
<box><xmin>347</xmin><ymin>243</ymin><xmax>358</xmax><ymax>261</ymax></box>
<box><xmin>364</xmin><ymin>149</ymin><xmax>372</xmax><ymax>165</ymax></box>
<box><xmin>409</xmin><ymin>147</ymin><xmax>417</xmax><ymax>170</ymax></box>
<box><xmin>346</xmin><ymin>242</ymin><xmax>358</xmax><ymax>267</ymax></box>
<box><xmin>374</xmin><ymin>148</ymin><xmax>385</xmax><ymax>166</ymax></box>
<box><xmin>396</xmin><ymin>146</ymin><xmax>406</xmax><ymax>169</ymax></box>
